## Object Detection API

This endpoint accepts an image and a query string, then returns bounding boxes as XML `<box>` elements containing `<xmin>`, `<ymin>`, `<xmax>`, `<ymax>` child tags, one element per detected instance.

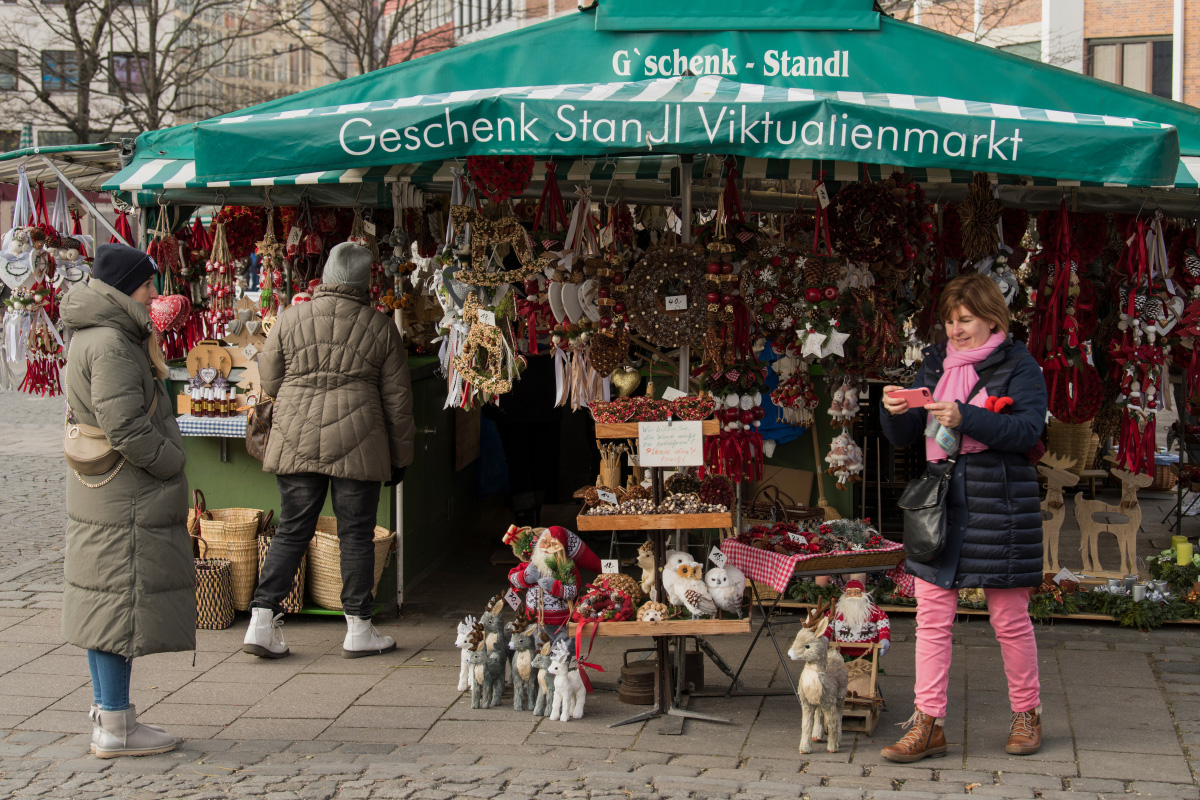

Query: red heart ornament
<box><xmin>150</xmin><ymin>294</ymin><xmax>191</xmax><ymax>333</ymax></box>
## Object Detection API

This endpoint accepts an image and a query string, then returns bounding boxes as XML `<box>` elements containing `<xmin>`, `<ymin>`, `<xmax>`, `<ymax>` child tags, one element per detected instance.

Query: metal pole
<box><xmin>37</xmin><ymin>155</ymin><xmax>129</xmax><ymax>246</ymax></box>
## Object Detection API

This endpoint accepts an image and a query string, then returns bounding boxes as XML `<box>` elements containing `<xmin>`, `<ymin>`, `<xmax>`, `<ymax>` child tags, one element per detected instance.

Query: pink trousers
<box><xmin>914</xmin><ymin>578</ymin><xmax>1040</xmax><ymax>718</ymax></box>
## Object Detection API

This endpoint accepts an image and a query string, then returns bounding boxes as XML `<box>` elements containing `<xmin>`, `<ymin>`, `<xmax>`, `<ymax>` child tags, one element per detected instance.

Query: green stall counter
<box><xmin>170</xmin><ymin>354</ymin><xmax>474</xmax><ymax>611</ymax></box>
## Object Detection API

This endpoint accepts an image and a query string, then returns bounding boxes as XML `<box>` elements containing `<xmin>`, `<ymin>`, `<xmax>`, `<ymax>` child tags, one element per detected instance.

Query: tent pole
<box><xmin>678</xmin><ymin>154</ymin><xmax>693</xmax><ymax>392</ymax></box>
<box><xmin>36</xmin><ymin>155</ymin><xmax>129</xmax><ymax>246</ymax></box>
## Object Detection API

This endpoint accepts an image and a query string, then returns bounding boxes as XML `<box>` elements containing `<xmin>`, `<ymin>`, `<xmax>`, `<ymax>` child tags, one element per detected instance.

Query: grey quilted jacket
<box><xmin>258</xmin><ymin>283</ymin><xmax>414</xmax><ymax>482</ymax></box>
<box><xmin>60</xmin><ymin>279</ymin><xmax>196</xmax><ymax>658</ymax></box>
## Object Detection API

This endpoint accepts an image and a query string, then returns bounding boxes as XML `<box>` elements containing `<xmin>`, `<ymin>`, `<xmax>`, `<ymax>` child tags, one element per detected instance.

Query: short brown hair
<box><xmin>937</xmin><ymin>273</ymin><xmax>1010</xmax><ymax>334</ymax></box>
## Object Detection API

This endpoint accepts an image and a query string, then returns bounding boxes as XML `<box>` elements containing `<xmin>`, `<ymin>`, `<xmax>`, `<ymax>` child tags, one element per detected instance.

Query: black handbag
<box><xmin>898</xmin><ymin>460</ymin><xmax>954</xmax><ymax>563</ymax></box>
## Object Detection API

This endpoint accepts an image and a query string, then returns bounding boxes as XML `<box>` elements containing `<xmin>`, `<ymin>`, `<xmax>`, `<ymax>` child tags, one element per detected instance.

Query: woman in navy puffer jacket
<box><xmin>878</xmin><ymin>274</ymin><xmax>1047</xmax><ymax>765</ymax></box>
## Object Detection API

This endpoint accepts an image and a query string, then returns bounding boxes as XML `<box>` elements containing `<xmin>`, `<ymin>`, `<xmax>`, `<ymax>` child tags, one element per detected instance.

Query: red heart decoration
<box><xmin>150</xmin><ymin>294</ymin><xmax>191</xmax><ymax>333</ymax></box>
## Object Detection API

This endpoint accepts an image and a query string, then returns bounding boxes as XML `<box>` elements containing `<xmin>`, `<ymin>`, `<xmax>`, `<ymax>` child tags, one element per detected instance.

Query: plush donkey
<box><xmin>547</xmin><ymin>640</ymin><xmax>586</xmax><ymax>722</ymax></box>
<box><xmin>455</xmin><ymin>615</ymin><xmax>478</xmax><ymax>692</ymax></box>
<box><xmin>787</xmin><ymin>598</ymin><xmax>849</xmax><ymax>754</ymax></box>
<box><xmin>507</xmin><ymin>624</ymin><xmax>538</xmax><ymax>712</ymax></box>
<box><xmin>531</xmin><ymin>640</ymin><xmax>556</xmax><ymax>718</ymax></box>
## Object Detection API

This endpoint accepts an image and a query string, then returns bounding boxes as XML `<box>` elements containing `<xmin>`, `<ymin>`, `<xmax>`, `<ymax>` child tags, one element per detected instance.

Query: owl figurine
<box><xmin>705</xmin><ymin>565</ymin><xmax>747</xmax><ymax>618</ymax></box>
<box><xmin>676</xmin><ymin>564</ymin><xmax>717</xmax><ymax>619</ymax></box>
<box><xmin>660</xmin><ymin>550</ymin><xmax>697</xmax><ymax>607</ymax></box>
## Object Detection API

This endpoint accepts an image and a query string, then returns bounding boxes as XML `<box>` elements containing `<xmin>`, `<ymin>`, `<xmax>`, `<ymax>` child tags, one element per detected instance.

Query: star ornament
<box><xmin>822</xmin><ymin>330</ymin><xmax>851</xmax><ymax>359</ymax></box>
<box><xmin>800</xmin><ymin>330</ymin><xmax>827</xmax><ymax>360</ymax></box>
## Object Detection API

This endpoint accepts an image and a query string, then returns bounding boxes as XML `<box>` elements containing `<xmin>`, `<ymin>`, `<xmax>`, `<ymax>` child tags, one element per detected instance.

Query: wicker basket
<box><xmin>1151</xmin><ymin>464</ymin><xmax>1179</xmax><ymax>492</ymax></box>
<box><xmin>199</xmin><ymin>508</ymin><xmax>261</xmax><ymax>542</ymax></box>
<box><xmin>202</xmin><ymin>538</ymin><xmax>259</xmax><ymax>610</ymax></box>
<box><xmin>258</xmin><ymin>530</ymin><xmax>306</xmax><ymax>613</ymax></box>
<box><xmin>792</xmin><ymin>547</ymin><xmax>906</xmax><ymax>574</ymax></box>
<box><xmin>1046</xmin><ymin>420</ymin><xmax>1098</xmax><ymax>476</ymax></box>
<box><xmin>306</xmin><ymin>517</ymin><xmax>395</xmax><ymax>611</ymax></box>
<box><xmin>194</xmin><ymin>557</ymin><xmax>235</xmax><ymax>630</ymax></box>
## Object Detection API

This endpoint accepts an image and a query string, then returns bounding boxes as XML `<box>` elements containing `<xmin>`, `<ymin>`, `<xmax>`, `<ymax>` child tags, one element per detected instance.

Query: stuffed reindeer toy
<box><xmin>788</xmin><ymin>598</ymin><xmax>849</xmax><ymax>754</ymax></box>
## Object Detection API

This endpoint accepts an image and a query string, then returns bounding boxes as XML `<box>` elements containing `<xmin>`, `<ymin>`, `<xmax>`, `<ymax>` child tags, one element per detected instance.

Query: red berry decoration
<box><xmin>597</xmin><ymin>287</ymin><xmax>610</xmax><ymax>299</ymax></box>
<box><xmin>613</xmin><ymin>302</ymin><xmax>626</xmax><ymax>314</ymax></box>
<box><xmin>804</xmin><ymin>287</ymin><xmax>822</xmax><ymax>303</ymax></box>
<box><xmin>721</xmin><ymin>262</ymin><xmax>734</xmax><ymax>275</ymax></box>
<box><xmin>706</xmin><ymin>292</ymin><xmax>720</xmax><ymax>304</ymax></box>
<box><xmin>706</xmin><ymin>262</ymin><xmax>722</xmax><ymax>275</ymax></box>
<box><xmin>823</xmin><ymin>285</ymin><xmax>839</xmax><ymax>301</ymax></box>
<box><xmin>721</xmin><ymin>294</ymin><xmax>734</xmax><ymax>305</ymax></box>
<box><xmin>599</xmin><ymin>316</ymin><xmax>613</xmax><ymax>329</ymax></box>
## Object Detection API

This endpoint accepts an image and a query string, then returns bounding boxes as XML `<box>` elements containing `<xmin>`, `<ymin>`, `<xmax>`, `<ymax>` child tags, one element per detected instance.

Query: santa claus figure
<box><xmin>507</xmin><ymin>526</ymin><xmax>601</xmax><ymax>632</ymax></box>
<box><xmin>824</xmin><ymin>580</ymin><xmax>891</xmax><ymax>659</ymax></box>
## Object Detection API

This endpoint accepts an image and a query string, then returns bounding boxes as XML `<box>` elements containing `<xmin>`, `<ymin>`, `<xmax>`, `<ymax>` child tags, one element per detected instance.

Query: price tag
<box><xmin>241</xmin><ymin>343</ymin><xmax>259</xmax><ymax>361</ymax></box>
<box><xmin>287</xmin><ymin>226</ymin><xmax>302</xmax><ymax>246</ymax></box>
<box><xmin>815</xmin><ymin>183</ymin><xmax>831</xmax><ymax>209</ymax></box>
<box><xmin>709</xmin><ymin>547</ymin><xmax>727</xmax><ymax>567</ymax></box>
<box><xmin>599</xmin><ymin>225</ymin><xmax>614</xmax><ymax>248</ymax></box>
<box><xmin>503</xmin><ymin>588</ymin><xmax>521</xmax><ymax>610</ymax></box>
<box><xmin>477</xmin><ymin>310</ymin><xmax>496</xmax><ymax>326</ymax></box>
<box><xmin>363</xmin><ymin>220</ymin><xmax>377</xmax><ymax>236</ymax></box>
<box><xmin>788</xmin><ymin>532</ymin><xmax>807</xmax><ymax>545</ymax></box>
<box><xmin>665</xmin><ymin>294</ymin><xmax>688</xmax><ymax>311</ymax></box>
<box><xmin>601</xmin><ymin>559</ymin><xmax>620</xmax><ymax>574</ymax></box>
<box><xmin>661</xmin><ymin>386</ymin><xmax>687</xmax><ymax>401</ymax></box>
<box><xmin>597</xmin><ymin>489</ymin><xmax>618</xmax><ymax>505</ymax></box>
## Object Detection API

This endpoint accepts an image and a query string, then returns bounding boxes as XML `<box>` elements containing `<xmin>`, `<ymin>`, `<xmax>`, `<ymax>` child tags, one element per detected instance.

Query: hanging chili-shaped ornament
<box><xmin>205</xmin><ymin>222</ymin><xmax>235</xmax><ymax>325</ymax></box>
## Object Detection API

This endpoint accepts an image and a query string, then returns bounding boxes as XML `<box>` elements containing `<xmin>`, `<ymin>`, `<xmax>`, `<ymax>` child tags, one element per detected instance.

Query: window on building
<box><xmin>37</xmin><ymin>130</ymin><xmax>78</xmax><ymax>147</ymax></box>
<box><xmin>0</xmin><ymin>130</ymin><xmax>19</xmax><ymax>151</ymax></box>
<box><xmin>998</xmin><ymin>41</ymin><xmax>1041</xmax><ymax>61</ymax></box>
<box><xmin>455</xmin><ymin>0</ymin><xmax>512</xmax><ymax>34</ymax></box>
<box><xmin>110</xmin><ymin>53</ymin><xmax>148</xmax><ymax>93</ymax></box>
<box><xmin>1087</xmin><ymin>38</ymin><xmax>1173</xmax><ymax>98</ymax></box>
<box><xmin>41</xmin><ymin>50</ymin><xmax>78</xmax><ymax>92</ymax></box>
<box><xmin>0</xmin><ymin>50</ymin><xmax>16</xmax><ymax>91</ymax></box>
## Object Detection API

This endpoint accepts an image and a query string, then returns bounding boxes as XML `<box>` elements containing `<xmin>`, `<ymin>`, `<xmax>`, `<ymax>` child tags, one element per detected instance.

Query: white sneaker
<box><xmin>342</xmin><ymin>616</ymin><xmax>396</xmax><ymax>659</ymax></box>
<box><xmin>242</xmin><ymin>608</ymin><xmax>289</xmax><ymax>658</ymax></box>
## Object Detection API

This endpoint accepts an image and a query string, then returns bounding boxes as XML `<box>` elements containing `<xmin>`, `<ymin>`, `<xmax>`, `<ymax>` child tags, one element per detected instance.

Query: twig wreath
<box><xmin>625</xmin><ymin>246</ymin><xmax>707</xmax><ymax>348</ymax></box>
<box><xmin>453</xmin><ymin>293</ymin><xmax>514</xmax><ymax>395</ymax></box>
<box><xmin>448</xmin><ymin>205</ymin><xmax>546</xmax><ymax>287</ymax></box>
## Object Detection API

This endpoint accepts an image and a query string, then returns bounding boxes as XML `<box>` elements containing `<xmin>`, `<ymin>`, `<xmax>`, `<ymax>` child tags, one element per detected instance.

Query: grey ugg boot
<box><xmin>93</xmin><ymin>707</ymin><xmax>178</xmax><ymax>758</ymax></box>
<box><xmin>89</xmin><ymin>704</ymin><xmax>166</xmax><ymax>754</ymax></box>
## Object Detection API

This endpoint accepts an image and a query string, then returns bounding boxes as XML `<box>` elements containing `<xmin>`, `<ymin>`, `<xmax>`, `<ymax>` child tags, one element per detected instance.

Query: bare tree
<box><xmin>0</xmin><ymin>0</ymin><xmax>119</xmax><ymax>144</ymax></box>
<box><xmin>283</xmin><ymin>0</ymin><xmax>454</xmax><ymax>82</ymax></box>
<box><xmin>877</xmin><ymin>0</ymin><xmax>1033</xmax><ymax>43</ymax></box>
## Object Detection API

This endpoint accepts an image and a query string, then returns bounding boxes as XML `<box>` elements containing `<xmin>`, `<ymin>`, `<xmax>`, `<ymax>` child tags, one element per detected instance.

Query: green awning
<box><xmin>187</xmin><ymin>77</ymin><xmax>1178</xmax><ymax>188</ymax></box>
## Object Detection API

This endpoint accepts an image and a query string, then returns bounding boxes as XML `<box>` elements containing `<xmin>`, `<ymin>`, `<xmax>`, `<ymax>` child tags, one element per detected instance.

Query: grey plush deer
<box><xmin>787</xmin><ymin>598</ymin><xmax>849</xmax><ymax>754</ymax></box>
<box><xmin>531</xmin><ymin>641</ymin><xmax>556</xmax><ymax>718</ymax></box>
<box><xmin>507</xmin><ymin>624</ymin><xmax>538</xmax><ymax>712</ymax></box>
<box><xmin>479</xmin><ymin>598</ymin><xmax>510</xmax><ymax>684</ymax></box>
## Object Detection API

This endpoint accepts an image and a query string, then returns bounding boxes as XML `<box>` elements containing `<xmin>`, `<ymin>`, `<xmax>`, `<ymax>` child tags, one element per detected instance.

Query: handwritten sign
<box><xmin>597</xmin><ymin>489</ymin><xmax>618</xmax><ymax>505</ymax></box>
<box><xmin>363</xmin><ymin>220</ymin><xmax>377</xmax><ymax>236</ymax></box>
<box><xmin>477</xmin><ymin>310</ymin><xmax>496</xmax><ymax>327</ymax></box>
<box><xmin>788</xmin><ymin>532</ymin><xmax>807</xmax><ymax>545</ymax></box>
<box><xmin>601</xmin><ymin>559</ymin><xmax>620</xmax><ymax>574</ymax></box>
<box><xmin>638</xmin><ymin>420</ymin><xmax>704</xmax><ymax>467</ymax></box>
<box><xmin>709</xmin><ymin>547</ymin><xmax>727</xmax><ymax>567</ymax></box>
<box><xmin>815</xmin><ymin>183</ymin><xmax>831</xmax><ymax>209</ymax></box>
<box><xmin>661</xmin><ymin>386</ymin><xmax>687</xmax><ymax>401</ymax></box>
<box><xmin>241</xmin><ymin>343</ymin><xmax>259</xmax><ymax>361</ymax></box>
<box><xmin>503</xmin><ymin>588</ymin><xmax>521</xmax><ymax>610</ymax></box>
<box><xmin>665</xmin><ymin>294</ymin><xmax>688</xmax><ymax>311</ymax></box>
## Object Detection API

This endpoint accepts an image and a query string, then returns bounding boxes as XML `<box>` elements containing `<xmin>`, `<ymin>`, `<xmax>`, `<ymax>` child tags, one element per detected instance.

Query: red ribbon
<box><xmin>533</xmin><ymin>161</ymin><xmax>568</xmax><ymax>234</ymax></box>
<box><xmin>722</xmin><ymin>157</ymin><xmax>745</xmax><ymax>224</ymax></box>
<box><xmin>516</xmin><ymin>299</ymin><xmax>542</xmax><ymax>355</ymax></box>
<box><xmin>110</xmin><ymin>210</ymin><xmax>134</xmax><ymax>245</ymax></box>
<box><xmin>573</xmin><ymin>618</ymin><xmax>604</xmax><ymax>694</ymax></box>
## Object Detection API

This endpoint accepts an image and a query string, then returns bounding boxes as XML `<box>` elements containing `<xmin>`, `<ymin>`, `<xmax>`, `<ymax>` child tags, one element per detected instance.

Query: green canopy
<box><xmin>189</xmin><ymin>76</ymin><xmax>1178</xmax><ymax>187</ymax></box>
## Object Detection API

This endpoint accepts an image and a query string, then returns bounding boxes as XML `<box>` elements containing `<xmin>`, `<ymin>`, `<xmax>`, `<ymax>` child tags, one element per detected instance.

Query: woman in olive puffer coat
<box><xmin>60</xmin><ymin>244</ymin><xmax>194</xmax><ymax>758</ymax></box>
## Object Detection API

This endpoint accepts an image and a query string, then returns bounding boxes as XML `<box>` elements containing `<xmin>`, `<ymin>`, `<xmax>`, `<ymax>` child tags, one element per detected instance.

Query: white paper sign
<box><xmin>638</xmin><ymin>420</ymin><xmax>704</xmax><ymax>467</ymax></box>
<box><xmin>661</xmin><ymin>386</ymin><xmax>687</xmax><ymax>401</ymax></box>
<box><xmin>788</xmin><ymin>532</ymin><xmax>807</xmax><ymax>545</ymax></box>
<box><xmin>363</xmin><ymin>220</ymin><xmax>377</xmax><ymax>236</ymax></box>
<box><xmin>709</xmin><ymin>547</ymin><xmax>727</xmax><ymax>567</ymax></box>
<box><xmin>665</xmin><ymin>294</ymin><xmax>688</xmax><ymax>311</ymax></box>
<box><xmin>503</xmin><ymin>588</ymin><xmax>521</xmax><ymax>610</ymax></box>
<box><xmin>601</xmin><ymin>559</ymin><xmax>620</xmax><ymax>574</ymax></box>
<box><xmin>599</xmin><ymin>226</ymin><xmax>614</xmax><ymax>248</ymax></box>
<box><xmin>241</xmin><ymin>343</ymin><xmax>259</xmax><ymax>361</ymax></box>
<box><xmin>815</xmin><ymin>184</ymin><xmax>831</xmax><ymax>209</ymax></box>
<box><xmin>477</xmin><ymin>310</ymin><xmax>496</xmax><ymax>327</ymax></box>
<box><xmin>287</xmin><ymin>226</ymin><xmax>302</xmax><ymax>246</ymax></box>
<box><xmin>597</xmin><ymin>489</ymin><xmax>618</xmax><ymax>505</ymax></box>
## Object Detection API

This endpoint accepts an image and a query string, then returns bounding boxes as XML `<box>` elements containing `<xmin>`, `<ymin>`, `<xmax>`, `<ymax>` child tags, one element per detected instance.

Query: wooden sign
<box><xmin>637</xmin><ymin>420</ymin><xmax>704</xmax><ymax>467</ymax></box>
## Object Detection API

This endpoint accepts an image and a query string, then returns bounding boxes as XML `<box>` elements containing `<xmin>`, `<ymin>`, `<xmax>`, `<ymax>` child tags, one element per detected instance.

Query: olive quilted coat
<box><xmin>258</xmin><ymin>284</ymin><xmax>414</xmax><ymax>482</ymax></box>
<box><xmin>60</xmin><ymin>279</ymin><xmax>196</xmax><ymax>658</ymax></box>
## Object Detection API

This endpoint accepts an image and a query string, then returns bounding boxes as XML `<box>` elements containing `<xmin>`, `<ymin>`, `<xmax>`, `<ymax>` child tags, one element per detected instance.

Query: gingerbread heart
<box><xmin>149</xmin><ymin>294</ymin><xmax>191</xmax><ymax>333</ymax></box>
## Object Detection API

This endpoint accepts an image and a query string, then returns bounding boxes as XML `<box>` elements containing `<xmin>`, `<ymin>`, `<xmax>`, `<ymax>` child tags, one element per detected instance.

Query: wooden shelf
<box><xmin>576</xmin><ymin>512</ymin><xmax>733</xmax><ymax>531</ymax></box>
<box><xmin>567</xmin><ymin>618</ymin><xmax>751</xmax><ymax>637</ymax></box>
<box><xmin>775</xmin><ymin>600</ymin><xmax>1200</xmax><ymax>625</ymax></box>
<box><xmin>594</xmin><ymin>419</ymin><xmax>720</xmax><ymax>439</ymax></box>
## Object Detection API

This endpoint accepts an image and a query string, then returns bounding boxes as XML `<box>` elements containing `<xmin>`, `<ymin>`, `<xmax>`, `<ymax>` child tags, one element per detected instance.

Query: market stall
<box><xmin>8</xmin><ymin>0</ymin><xmax>1200</xmax><ymax>737</ymax></box>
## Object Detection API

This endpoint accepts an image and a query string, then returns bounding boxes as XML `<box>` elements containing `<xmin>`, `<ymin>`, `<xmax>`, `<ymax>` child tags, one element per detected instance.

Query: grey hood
<box><xmin>60</xmin><ymin>278</ymin><xmax>153</xmax><ymax>344</ymax></box>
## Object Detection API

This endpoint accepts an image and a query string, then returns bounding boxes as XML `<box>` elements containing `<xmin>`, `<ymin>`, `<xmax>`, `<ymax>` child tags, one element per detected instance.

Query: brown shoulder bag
<box><xmin>245</xmin><ymin>396</ymin><xmax>274</xmax><ymax>462</ymax></box>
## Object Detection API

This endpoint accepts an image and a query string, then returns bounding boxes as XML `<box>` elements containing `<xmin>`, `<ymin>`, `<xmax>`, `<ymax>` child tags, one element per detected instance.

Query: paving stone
<box><xmin>1158</xmin><ymin>661</ymin><xmax>1200</xmax><ymax>674</ymax></box>
<box><xmin>801</xmin><ymin>788</ymin><xmax>865</xmax><ymax>800</ymax></box>
<box><xmin>636</xmin><ymin>764</ymin><xmax>704</xmax><ymax>779</ymax></box>
<box><xmin>1127</xmin><ymin>781</ymin><xmax>1200</xmax><ymax>797</ymax></box>
<box><xmin>1066</xmin><ymin>777</ymin><xmax>1127</xmax><ymax>792</ymax></box>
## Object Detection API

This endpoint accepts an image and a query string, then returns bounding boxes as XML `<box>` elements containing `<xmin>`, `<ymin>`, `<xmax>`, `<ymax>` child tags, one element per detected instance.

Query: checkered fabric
<box><xmin>176</xmin><ymin>414</ymin><xmax>248</xmax><ymax>438</ymax></box>
<box><xmin>721</xmin><ymin>538</ymin><xmax>906</xmax><ymax>594</ymax></box>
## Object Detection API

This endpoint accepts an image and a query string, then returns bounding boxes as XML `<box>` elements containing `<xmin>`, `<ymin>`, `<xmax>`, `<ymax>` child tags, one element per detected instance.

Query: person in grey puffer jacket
<box><xmin>244</xmin><ymin>242</ymin><xmax>414</xmax><ymax>660</ymax></box>
<box><xmin>61</xmin><ymin>244</ymin><xmax>193</xmax><ymax>758</ymax></box>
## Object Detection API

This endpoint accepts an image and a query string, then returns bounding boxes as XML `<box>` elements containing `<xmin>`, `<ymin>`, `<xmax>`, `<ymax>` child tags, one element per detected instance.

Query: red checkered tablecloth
<box><xmin>720</xmin><ymin>538</ymin><xmax>906</xmax><ymax>594</ymax></box>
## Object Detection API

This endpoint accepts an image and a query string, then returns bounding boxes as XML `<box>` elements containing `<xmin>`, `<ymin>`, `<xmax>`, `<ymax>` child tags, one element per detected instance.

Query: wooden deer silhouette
<box><xmin>1075</xmin><ymin>466</ymin><xmax>1154</xmax><ymax>577</ymax></box>
<box><xmin>1038</xmin><ymin>453</ymin><xmax>1080</xmax><ymax>574</ymax></box>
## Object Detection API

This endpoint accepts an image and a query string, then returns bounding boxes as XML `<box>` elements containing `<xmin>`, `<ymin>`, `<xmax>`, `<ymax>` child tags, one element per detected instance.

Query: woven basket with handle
<box><xmin>306</xmin><ymin>516</ymin><xmax>395</xmax><ymax>611</ymax></box>
<box><xmin>190</xmin><ymin>490</ymin><xmax>258</xmax><ymax>610</ymax></box>
<box><xmin>256</xmin><ymin>511</ymin><xmax>306</xmax><ymax>613</ymax></box>
<box><xmin>191</xmin><ymin>534</ymin><xmax>235</xmax><ymax>630</ymax></box>
<box><xmin>1046</xmin><ymin>420</ymin><xmax>1098</xmax><ymax>477</ymax></box>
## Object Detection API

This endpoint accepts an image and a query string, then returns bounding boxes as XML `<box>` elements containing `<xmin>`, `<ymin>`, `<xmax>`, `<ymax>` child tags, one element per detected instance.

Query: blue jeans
<box><xmin>87</xmin><ymin>650</ymin><xmax>131</xmax><ymax>712</ymax></box>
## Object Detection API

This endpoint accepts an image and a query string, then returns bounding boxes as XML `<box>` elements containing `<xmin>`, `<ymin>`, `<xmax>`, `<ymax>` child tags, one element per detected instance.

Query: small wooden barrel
<box><xmin>618</xmin><ymin>655</ymin><xmax>657</xmax><ymax>706</ymax></box>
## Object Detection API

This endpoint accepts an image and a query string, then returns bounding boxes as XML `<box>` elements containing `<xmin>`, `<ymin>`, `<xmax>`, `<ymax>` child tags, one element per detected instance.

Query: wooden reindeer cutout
<box><xmin>1075</xmin><ymin>465</ymin><xmax>1154</xmax><ymax>578</ymax></box>
<box><xmin>1038</xmin><ymin>453</ymin><xmax>1080</xmax><ymax>574</ymax></box>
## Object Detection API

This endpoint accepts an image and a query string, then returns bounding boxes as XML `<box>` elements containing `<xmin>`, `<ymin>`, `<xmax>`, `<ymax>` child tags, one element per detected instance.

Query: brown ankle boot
<box><xmin>1006</xmin><ymin>708</ymin><xmax>1041</xmax><ymax>755</ymax></box>
<box><xmin>881</xmin><ymin>711</ymin><xmax>948</xmax><ymax>763</ymax></box>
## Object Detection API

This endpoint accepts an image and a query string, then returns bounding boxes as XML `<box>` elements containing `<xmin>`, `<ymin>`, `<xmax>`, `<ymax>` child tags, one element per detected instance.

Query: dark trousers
<box><xmin>253</xmin><ymin>473</ymin><xmax>382</xmax><ymax>618</ymax></box>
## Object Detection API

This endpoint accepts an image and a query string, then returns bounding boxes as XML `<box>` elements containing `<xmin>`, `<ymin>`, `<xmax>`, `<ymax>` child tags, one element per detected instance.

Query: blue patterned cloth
<box><xmin>175</xmin><ymin>414</ymin><xmax>248</xmax><ymax>439</ymax></box>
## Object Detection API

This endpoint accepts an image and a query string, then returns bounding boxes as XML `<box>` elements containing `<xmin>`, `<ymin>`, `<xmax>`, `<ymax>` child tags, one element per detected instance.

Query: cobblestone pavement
<box><xmin>3</xmin><ymin>387</ymin><xmax>1200</xmax><ymax>799</ymax></box>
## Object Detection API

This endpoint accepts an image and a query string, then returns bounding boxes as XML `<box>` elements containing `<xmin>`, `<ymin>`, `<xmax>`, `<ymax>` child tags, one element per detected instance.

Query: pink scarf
<box><xmin>926</xmin><ymin>332</ymin><xmax>1006</xmax><ymax>462</ymax></box>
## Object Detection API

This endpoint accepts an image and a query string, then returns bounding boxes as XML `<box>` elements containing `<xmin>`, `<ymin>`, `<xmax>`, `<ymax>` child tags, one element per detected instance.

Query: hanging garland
<box><xmin>465</xmin><ymin>155</ymin><xmax>535</xmax><ymax>204</ymax></box>
<box><xmin>625</xmin><ymin>246</ymin><xmax>707</xmax><ymax>348</ymax></box>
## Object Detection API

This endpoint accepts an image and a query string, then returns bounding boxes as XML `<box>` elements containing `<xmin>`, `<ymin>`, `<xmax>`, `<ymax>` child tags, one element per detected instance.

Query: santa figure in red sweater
<box><xmin>824</xmin><ymin>579</ymin><xmax>891</xmax><ymax>658</ymax></box>
<box><xmin>508</xmin><ymin>526</ymin><xmax>601</xmax><ymax>632</ymax></box>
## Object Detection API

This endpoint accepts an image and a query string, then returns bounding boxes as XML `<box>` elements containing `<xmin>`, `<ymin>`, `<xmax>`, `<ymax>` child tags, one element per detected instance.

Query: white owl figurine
<box><xmin>675</xmin><ymin>563</ymin><xmax>717</xmax><ymax>619</ymax></box>
<box><xmin>661</xmin><ymin>550</ymin><xmax>697</xmax><ymax>607</ymax></box>
<box><xmin>705</xmin><ymin>565</ymin><xmax>747</xmax><ymax>618</ymax></box>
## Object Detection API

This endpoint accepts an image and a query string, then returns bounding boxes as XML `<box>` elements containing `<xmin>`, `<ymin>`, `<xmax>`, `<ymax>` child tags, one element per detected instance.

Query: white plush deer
<box><xmin>1038</xmin><ymin>454</ymin><xmax>1080</xmax><ymax>574</ymax></box>
<box><xmin>547</xmin><ymin>640</ymin><xmax>586</xmax><ymax>722</ymax></box>
<box><xmin>1075</xmin><ymin>466</ymin><xmax>1154</xmax><ymax>577</ymax></box>
<box><xmin>787</xmin><ymin>599</ymin><xmax>849</xmax><ymax>754</ymax></box>
<box><xmin>454</xmin><ymin>615</ymin><xmax>478</xmax><ymax>692</ymax></box>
